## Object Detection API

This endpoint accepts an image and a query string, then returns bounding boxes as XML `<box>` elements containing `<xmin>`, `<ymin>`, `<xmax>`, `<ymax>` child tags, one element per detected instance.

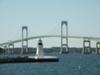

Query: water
<box><xmin>0</xmin><ymin>53</ymin><xmax>100</xmax><ymax>75</ymax></box>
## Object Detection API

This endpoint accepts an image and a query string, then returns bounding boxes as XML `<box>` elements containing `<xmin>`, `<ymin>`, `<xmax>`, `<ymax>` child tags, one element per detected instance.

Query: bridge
<box><xmin>0</xmin><ymin>21</ymin><xmax>100</xmax><ymax>54</ymax></box>
<box><xmin>1</xmin><ymin>35</ymin><xmax>100</xmax><ymax>45</ymax></box>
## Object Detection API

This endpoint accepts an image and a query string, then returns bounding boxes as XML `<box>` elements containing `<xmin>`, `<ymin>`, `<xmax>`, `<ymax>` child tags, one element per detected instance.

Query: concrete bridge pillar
<box><xmin>22</xmin><ymin>26</ymin><xmax>28</xmax><ymax>54</ymax></box>
<box><xmin>3</xmin><ymin>45</ymin><xmax>8</xmax><ymax>54</ymax></box>
<box><xmin>96</xmin><ymin>42</ymin><xmax>100</xmax><ymax>54</ymax></box>
<box><xmin>8</xmin><ymin>43</ymin><xmax>14</xmax><ymax>54</ymax></box>
<box><xmin>60</xmin><ymin>21</ymin><xmax>68</xmax><ymax>54</ymax></box>
<box><xmin>83</xmin><ymin>40</ymin><xmax>91</xmax><ymax>54</ymax></box>
<box><xmin>3</xmin><ymin>45</ymin><xmax>7</xmax><ymax>50</ymax></box>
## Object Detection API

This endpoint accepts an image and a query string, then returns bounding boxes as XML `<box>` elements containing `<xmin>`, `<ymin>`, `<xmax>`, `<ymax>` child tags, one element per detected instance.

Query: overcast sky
<box><xmin>0</xmin><ymin>0</ymin><xmax>100</xmax><ymax>47</ymax></box>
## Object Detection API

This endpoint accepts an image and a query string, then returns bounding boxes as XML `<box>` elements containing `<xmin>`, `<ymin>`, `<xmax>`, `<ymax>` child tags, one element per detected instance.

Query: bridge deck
<box><xmin>0</xmin><ymin>35</ymin><xmax>100</xmax><ymax>46</ymax></box>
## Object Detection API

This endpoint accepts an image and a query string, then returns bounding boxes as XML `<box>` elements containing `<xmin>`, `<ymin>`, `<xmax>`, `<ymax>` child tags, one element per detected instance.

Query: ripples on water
<box><xmin>0</xmin><ymin>53</ymin><xmax>100</xmax><ymax>75</ymax></box>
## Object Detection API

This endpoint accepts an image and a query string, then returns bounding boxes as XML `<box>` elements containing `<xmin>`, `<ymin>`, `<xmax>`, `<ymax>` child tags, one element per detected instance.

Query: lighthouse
<box><xmin>36</xmin><ymin>39</ymin><xmax>44</xmax><ymax>56</ymax></box>
<box><xmin>30</xmin><ymin>38</ymin><xmax>59</xmax><ymax>62</ymax></box>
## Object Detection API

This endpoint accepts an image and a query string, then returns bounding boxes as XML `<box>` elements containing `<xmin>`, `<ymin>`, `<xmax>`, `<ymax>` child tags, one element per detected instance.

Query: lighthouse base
<box><xmin>28</xmin><ymin>56</ymin><xmax>59</xmax><ymax>62</ymax></box>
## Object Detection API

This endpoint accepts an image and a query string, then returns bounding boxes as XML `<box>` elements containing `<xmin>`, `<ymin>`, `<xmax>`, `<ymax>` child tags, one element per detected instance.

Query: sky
<box><xmin>0</xmin><ymin>0</ymin><xmax>100</xmax><ymax>48</ymax></box>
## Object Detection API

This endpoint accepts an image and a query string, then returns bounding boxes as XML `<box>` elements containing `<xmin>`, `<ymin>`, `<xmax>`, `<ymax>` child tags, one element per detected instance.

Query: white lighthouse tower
<box><xmin>36</xmin><ymin>39</ymin><xmax>44</xmax><ymax>56</ymax></box>
<box><xmin>29</xmin><ymin>38</ymin><xmax>59</xmax><ymax>62</ymax></box>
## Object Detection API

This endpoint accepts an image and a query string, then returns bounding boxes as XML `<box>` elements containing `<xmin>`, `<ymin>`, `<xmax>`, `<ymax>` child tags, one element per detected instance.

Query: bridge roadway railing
<box><xmin>0</xmin><ymin>35</ymin><xmax>100</xmax><ymax>46</ymax></box>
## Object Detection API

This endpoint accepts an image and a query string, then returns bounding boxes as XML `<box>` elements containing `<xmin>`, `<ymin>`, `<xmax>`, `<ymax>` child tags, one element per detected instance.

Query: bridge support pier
<box><xmin>1</xmin><ymin>45</ymin><xmax>7</xmax><ymax>54</ymax></box>
<box><xmin>8</xmin><ymin>43</ymin><xmax>14</xmax><ymax>54</ymax></box>
<box><xmin>60</xmin><ymin>21</ymin><xmax>68</xmax><ymax>54</ymax></box>
<box><xmin>3</xmin><ymin>45</ymin><xmax>9</xmax><ymax>54</ymax></box>
<box><xmin>3</xmin><ymin>45</ymin><xmax>7</xmax><ymax>50</ymax></box>
<box><xmin>22</xmin><ymin>26</ymin><xmax>28</xmax><ymax>54</ymax></box>
<box><xmin>96</xmin><ymin>42</ymin><xmax>100</xmax><ymax>54</ymax></box>
<box><xmin>83</xmin><ymin>40</ymin><xmax>91</xmax><ymax>54</ymax></box>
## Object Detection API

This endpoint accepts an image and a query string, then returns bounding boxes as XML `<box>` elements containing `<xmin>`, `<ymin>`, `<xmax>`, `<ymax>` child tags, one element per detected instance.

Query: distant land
<box><xmin>0</xmin><ymin>47</ymin><xmax>96</xmax><ymax>54</ymax></box>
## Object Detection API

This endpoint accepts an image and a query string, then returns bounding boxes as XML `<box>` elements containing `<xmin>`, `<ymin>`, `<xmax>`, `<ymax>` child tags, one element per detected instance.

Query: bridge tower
<box><xmin>96</xmin><ymin>42</ymin><xmax>100</xmax><ymax>54</ymax></box>
<box><xmin>60</xmin><ymin>21</ymin><xmax>68</xmax><ymax>54</ymax></box>
<box><xmin>83</xmin><ymin>40</ymin><xmax>91</xmax><ymax>54</ymax></box>
<box><xmin>21</xmin><ymin>26</ymin><xmax>28</xmax><ymax>54</ymax></box>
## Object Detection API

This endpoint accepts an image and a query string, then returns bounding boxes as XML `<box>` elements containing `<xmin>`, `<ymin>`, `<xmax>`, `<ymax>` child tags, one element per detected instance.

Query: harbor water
<box><xmin>0</xmin><ymin>53</ymin><xmax>100</xmax><ymax>75</ymax></box>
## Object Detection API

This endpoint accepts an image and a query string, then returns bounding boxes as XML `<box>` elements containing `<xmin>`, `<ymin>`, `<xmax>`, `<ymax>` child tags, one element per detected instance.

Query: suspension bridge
<box><xmin>0</xmin><ymin>21</ymin><xmax>100</xmax><ymax>54</ymax></box>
